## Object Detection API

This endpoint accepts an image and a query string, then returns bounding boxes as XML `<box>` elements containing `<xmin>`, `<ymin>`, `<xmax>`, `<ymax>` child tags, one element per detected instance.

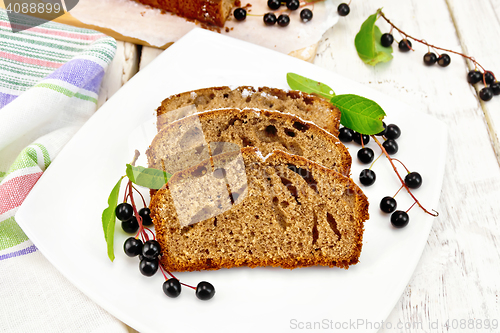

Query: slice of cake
<box><xmin>147</xmin><ymin>108</ymin><xmax>351</xmax><ymax>176</ymax></box>
<box><xmin>150</xmin><ymin>147</ymin><xmax>369</xmax><ymax>272</ymax></box>
<box><xmin>135</xmin><ymin>0</ymin><xmax>236</xmax><ymax>27</ymax></box>
<box><xmin>157</xmin><ymin>86</ymin><xmax>341</xmax><ymax>136</ymax></box>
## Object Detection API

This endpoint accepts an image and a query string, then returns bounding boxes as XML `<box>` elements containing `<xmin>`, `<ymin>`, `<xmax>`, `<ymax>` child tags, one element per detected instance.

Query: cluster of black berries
<box><xmin>380</xmin><ymin>33</ymin><xmax>451</xmax><ymax>67</ymax></box>
<box><xmin>339</xmin><ymin>122</ymin><xmax>401</xmax><ymax>187</ymax></box>
<box><xmin>116</xmin><ymin>202</ymin><xmax>215</xmax><ymax>300</ymax></box>
<box><xmin>467</xmin><ymin>70</ymin><xmax>500</xmax><ymax>102</ymax></box>
<box><xmin>232</xmin><ymin>0</ymin><xmax>314</xmax><ymax>27</ymax></box>
<box><xmin>338</xmin><ymin>123</ymin><xmax>422</xmax><ymax>228</ymax></box>
<box><xmin>116</xmin><ymin>202</ymin><xmax>153</xmax><ymax>233</ymax></box>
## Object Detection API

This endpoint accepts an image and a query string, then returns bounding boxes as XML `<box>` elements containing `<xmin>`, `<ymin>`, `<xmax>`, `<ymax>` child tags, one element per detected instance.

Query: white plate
<box><xmin>16</xmin><ymin>29</ymin><xmax>447</xmax><ymax>333</ymax></box>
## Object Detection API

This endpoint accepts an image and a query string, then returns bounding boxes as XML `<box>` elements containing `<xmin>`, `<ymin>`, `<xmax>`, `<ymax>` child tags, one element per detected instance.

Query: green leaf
<box><xmin>126</xmin><ymin>164</ymin><xmax>171</xmax><ymax>189</ymax></box>
<box><xmin>330</xmin><ymin>94</ymin><xmax>386</xmax><ymax>135</ymax></box>
<box><xmin>355</xmin><ymin>9</ymin><xmax>393</xmax><ymax>66</ymax></box>
<box><xmin>102</xmin><ymin>176</ymin><xmax>125</xmax><ymax>262</ymax></box>
<box><xmin>286</xmin><ymin>72</ymin><xmax>335</xmax><ymax>100</ymax></box>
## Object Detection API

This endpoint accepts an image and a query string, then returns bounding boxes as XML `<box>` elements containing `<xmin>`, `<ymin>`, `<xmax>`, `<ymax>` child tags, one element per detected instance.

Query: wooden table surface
<box><xmin>98</xmin><ymin>1</ymin><xmax>500</xmax><ymax>331</ymax></box>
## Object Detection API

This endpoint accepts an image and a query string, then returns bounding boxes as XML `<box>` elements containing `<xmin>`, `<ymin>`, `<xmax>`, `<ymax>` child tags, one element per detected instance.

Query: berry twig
<box><xmin>372</xmin><ymin>136</ymin><xmax>438</xmax><ymax>217</ymax></box>
<box><xmin>378</xmin><ymin>11</ymin><xmax>487</xmax><ymax>73</ymax></box>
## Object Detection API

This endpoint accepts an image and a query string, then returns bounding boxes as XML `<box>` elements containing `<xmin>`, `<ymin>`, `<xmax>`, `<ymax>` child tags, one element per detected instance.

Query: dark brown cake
<box><xmin>135</xmin><ymin>0</ymin><xmax>236</xmax><ymax>27</ymax></box>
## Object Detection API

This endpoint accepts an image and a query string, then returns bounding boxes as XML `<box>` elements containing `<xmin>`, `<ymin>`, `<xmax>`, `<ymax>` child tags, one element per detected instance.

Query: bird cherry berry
<box><xmin>233</xmin><ymin>8</ymin><xmax>246</xmax><ymax>21</ymax></box>
<box><xmin>490</xmin><ymin>82</ymin><xmax>500</xmax><ymax>95</ymax></box>
<box><xmin>380</xmin><ymin>196</ymin><xmax>397</xmax><ymax>213</ymax></box>
<box><xmin>391</xmin><ymin>210</ymin><xmax>409</xmax><ymax>228</ymax></box>
<box><xmin>195</xmin><ymin>281</ymin><xmax>216</xmax><ymax>300</ymax></box>
<box><xmin>384</xmin><ymin>124</ymin><xmax>401</xmax><ymax>140</ymax></box>
<box><xmin>163</xmin><ymin>278</ymin><xmax>182</xmax><ymax>298</ymax></box>
<box><xmin>300</xmin><ymin>8</ymin><xmax>313</xmax><ymax>22</ymax></box>
<box><xmin>139</xmin><ymin>257</ymin><xmax>159</xmax><ymax>277</ymax></box>
<box><xmin>123</xmin><ymin>237</ymin><xmax>143</xmax><ymax>257</ymax></box>
<box><xmin>423</xmin><ymin>52</ymin><xmax>437</xmax><ymax>66</ymax></box>
<box><xmin>404</xmin><ymin>172</ymin><xmax>422</xmax><ymax>189</ymax></box>
<box><xmin>479</xmin><ymin>87</ymin><xmax>493</xmax><ymax>101</ymax></box>
<box><xmin>263</xmin><ymin>13</ymin><xmax>277</xmax><ymax>26</ymax></box>
<box><xmin>484</xmin><ymin>71</ymin><xmax>495</xmax><ymax>84</ymax></box>
<box><xmin>142</xmin><ymin>240</ymin><xmax>161</xmax><ymax>259</ymax></box>
<box><xmin>121</xmin><ymin>216</ymin><xmax>139</xmax><ymax>233</ymax></box>
<box><xmin>437</xmin><ymin>54</ymin><xmax>451</xmax><ymax>67</ymax></box>
<box><xmin>286</xmin><ymin>0</ymin><xmax>300</xmax><ymax>11</ymax></box>
<box><xmin>359</xmin><ymin>169</ymin><xmax>376</xmax><ymax>186</ymax></box>
<box><xmin>337</xmin><ymin>3</ymin><xmax>350</xmax><ymax>16</ymax></box>
<box><xmin>380</xmin><ymin>33</ymin><xmax>394</xmax><ymax>47</ymax></box>
<box><xmin>353</xmin><ymin>132</ymin><xmax>370</xmax><ymax>145</ymax></box>
<box><xmin>338</xmin><ymin>127</ymin><xmax>354</xmax><ymax>143</ymax></box>
<box><xmin>398</xmin><ymin>39</ymin><xmax>412</xmax><ymax>52</ymax></box>
<box><xmin>382</xmin><ymin>139</ymin><xmax>398</xmax><ymax>155</ymax></box>
<box><xmin>267</xmin><ymin>0</ymin><xmax>281</xmax><ymax>10</ymax></box>
<box><xmin>277</xmin><ymin>14</ymin><xmax>290</xmax><ymax>27</ymax></box>
<box><xmin>138</xmin><ymin>207</ymin><xmax>153</xmax><ymax>226</ymax></box>
<box><xmin>116</xmin><ymin>203</ymin><xmax>133</xmax><ymax>221</ymax></box>
<box><xmin>467</xmin><ymin>70</ymin><xmax>483</xmax><ymax>84</ymax></box>
<box><xmin>357</xmin><ymin>148</ymin><xmax>375</xmax><ymax>164</ymax></box>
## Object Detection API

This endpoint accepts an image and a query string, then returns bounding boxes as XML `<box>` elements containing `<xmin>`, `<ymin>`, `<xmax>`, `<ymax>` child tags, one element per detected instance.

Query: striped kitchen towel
<box><xmin>0</xmin><ymin>9</ymin><xmax>130</xmax><ymax>333</ymax></box>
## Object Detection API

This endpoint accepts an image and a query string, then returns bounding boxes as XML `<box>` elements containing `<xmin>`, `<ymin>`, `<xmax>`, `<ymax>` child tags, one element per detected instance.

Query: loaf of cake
<box><xmin>150</xmin><ymin>147</ymin><xmax>369</xmax><ymax>271</ymax></box>
<box><xmin>156</xmin><ymin>86</ymin><xmax>341</xmax><ymax>137</ymax></box>
<box><xmin>135</xmin><ymin>0</ymin><xmax>236</xmax><ymax>27</ymax></box>
<box><xmin>147</xmin><ymin>108</ymin><xmax>351</xmax><ymax>176</ymax></box>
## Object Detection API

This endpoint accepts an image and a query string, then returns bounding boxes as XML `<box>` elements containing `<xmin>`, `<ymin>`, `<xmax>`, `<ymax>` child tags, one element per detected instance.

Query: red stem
<box><xmin>391</xmin><ymin>158</ymin><xmax>410</xmax><ymax>173</ymax></box>
<box><xmin>378</xmin><ymin>11</ymin><xmax>487</xmax><ymax>73</ymax></box>
<box><xmin>128</xmin><ymin>180</ymin><xmax>149</xmax><ymax>241</ymax></box>
<box><xmin>131</xmin><ymin>184</ymin><xmax>147</xmax><ymax>207</ymax></box>
<box><xmin>372</xmin><ymin>136</ymin><xmax>438</xmax><ymax>217</ymax></box>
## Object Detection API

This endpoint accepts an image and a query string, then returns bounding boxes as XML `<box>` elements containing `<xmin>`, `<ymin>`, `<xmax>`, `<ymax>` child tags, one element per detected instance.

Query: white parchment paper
<box><xmin>70</xmin><ymin>0</ymin><xmax>339</xmax><ymax>53</ymax></box>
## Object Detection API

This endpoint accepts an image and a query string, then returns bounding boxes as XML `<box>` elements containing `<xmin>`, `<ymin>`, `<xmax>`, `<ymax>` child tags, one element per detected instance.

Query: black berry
<box><xmin>233</xmin><ymin>8</ymin><xmax>246</xmax><ymax>21</ymax></box>
<box><xmin>337</xmin><ymin>3</ymin><xmax>350</xmax><ymax>16</ymax></box>
<box><xmin>385</xmin><ymin>124</ymin><xmax>401</xmax><ymax>140</ymax></box>
<box><xmin>123</xmin><ymin>237</ymin><xmax>143</xmax><ymax>257</ymax></box>
<box><xmin>300</xmin><ymin>8</ymin><xmax>313</xmax><ymax>22</ymax></box>
<box><xmin>484</xmin><ymin>71</ymin><xmax>495</xmax><ymax>84</ymax></box>
<box><xmin>139</xmin><ymin>257</ymin><xmax>159</xmax><ymax>277</ymax></box>
<box><xmin>490</xmin><ymin>82</ymin><xmax>500</xmax><ymax>95</ymax></box>
<box><xmin>263</xmin><ymin>13</ymin><xmax>277</xmax><ymax>26</ymax></box>
<box><xmin>115</xmin><ymin>203</ymin><xmax>133</xmax><ymax>222</ymax></box>
<box><xmin>423</xmin><ymin>52</ymin><xmax>437</xmax><ymax>66</ymax></box>
<box><xmin>338</xmin><ymin>127</ymin><xmax>354</xmax><ymax>143</ymax></box>
<box><xmin>142</xmin><ymin>240</ymin><xmax>161</xmax><ymax>259</ymax></box>
<box><xmin>196</xmin><ymin>281</ymin><xmax>216</xmax><ymax>300</ymax></box>
<box><xmin>437</xmin><ymin>54</ymin><xmax>451</xmax><ymax>67</ymax></box>
<box><xmin>277</xmin><ymin>14</ymin><xmax>290</xmax><ymax>27</ymax></box>
<box><xmin>353</xmin><ymin>132</ymin><xmax>370</xmax><ymax>145</ymax></box>
<box><xmin>405</xmin><ymin>172</ymin><xmax>422</xmax><ymax>189</ymax></box>
<box><xmin>479</xmin><ymin>87</ymin><xmax>493</xmax><ymax>101</ymax></box>
<box><xmin>163</xmin><ymin>278</ymin><xmax>182</xmax><ymax>298</ymax></box>
<box><xmin>376</xmin><ymin>122</ymin><xmax>387</xmax><ymax>136</ymax></box>
<box><xmin>267</xmin><ymin>0</ymin><xmax>281</xmax><ymax>10</ymax></box>
<box><xmin>467</xmin><ymin>70</ymin><xmax>483</xmax><ymax>84</ymax></box>
<box><xmin>357</xmin><ymin>148</ymin><xmax>375</xmax><ymax>164</ymax></box>
<box><xmin>382</xmin><ymin>139</ymin><xmax>398</xmax><ymax>155</ymax></box>
<box><xmin>398</xmin><ymin>39</ymin><xmax>412</xmax><ymax>52</ymax></box>
<box><xmin>380</xmin><ymin>196</ymin><xmax>397</xmax><ymax>213</ymax></box>
<box><xmin>380</xmin><ymin>33</ymin><xmax>394</xmax><ymax>47</ymax></box>
<box><xmin>121</xmin><ymin>216</ymin><xmax>139</xmax><ymax>234</ymax></box>
<box><xmin>138</xmin><ymin>207</ymin><xmax>153</xmax><ymax>226</ymax></box>
<box><xmin>359</xmin><ymin>169</ymin><xmax>376</xmax><ymax>186</ymax></box>
<box><xmin>286</xmin><ymin>0</ymin><xmax>300</xmax><ymax>10</ymax></box>
<box><xmin>391</xmin><ymin>210</ymin><xmax>409</xmax><ymax>228</ymax></box>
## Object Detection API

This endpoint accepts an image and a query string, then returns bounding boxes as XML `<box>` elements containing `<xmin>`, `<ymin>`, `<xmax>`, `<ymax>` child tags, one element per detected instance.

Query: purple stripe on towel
<box><xmin>45</xmin><ymin>59</ymin><xmax>104</xmax><ymax>93</ymax></box>
<box><xmin>0</xmin><ymin>91</ymin><xmax>18</xmax><ymax>109</ymax></box>
<box><xmin>0</xmin><ymin>244</ymin><xmax>37</xmax><ymax>261</ymax></box>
